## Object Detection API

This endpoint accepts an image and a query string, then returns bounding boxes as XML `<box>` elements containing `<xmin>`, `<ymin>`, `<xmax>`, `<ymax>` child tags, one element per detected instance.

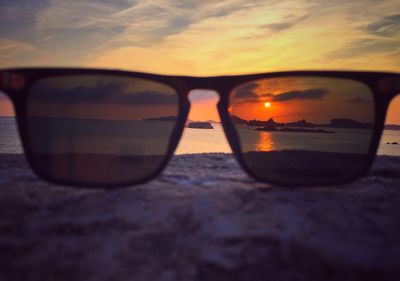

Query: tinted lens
<box><xmin>26</xmin><ymin>75</ymin><xmax>179</xmax><ymax>185</ymax></box>
<box><xmin>230</xmin><ymin>77</ymin><xmax>375</xmax><ymax>185</ymax></box>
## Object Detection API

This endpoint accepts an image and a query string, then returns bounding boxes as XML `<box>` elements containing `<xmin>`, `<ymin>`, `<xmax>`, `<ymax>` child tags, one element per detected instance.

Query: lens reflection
<box><xmin>255</xmin><ymin>132</ymin><xmax>275</xmax><ymax>152</ymax></box>
<box><xmin>230</xmin><ymin>76</ymin><xmax>375</xmax><ymax>185</ymax></box>
<box><xmin>27</xmin><ymin>75</ymin><xmax>179</xmax><ymax>185</ymax></box>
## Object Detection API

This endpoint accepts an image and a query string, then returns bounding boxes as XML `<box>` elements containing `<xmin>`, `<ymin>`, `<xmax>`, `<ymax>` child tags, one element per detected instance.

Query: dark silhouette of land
<box><xmin>230</xmin><ymin>115</ymin><xmax>247</xmax><ymax>125</ymax></box>
<box><xmin>248</xmin><ymin>118</ymin><xmax>284</xmax><ymax>128</ymax></box>
<box><xmin>286</xmin><ymin>119</ymin><xmax>316</xmax><ymax>128</ymax></box>
<box><xmin>385</xmin><ymin>124</ymin><xmax>400</xmax><ymax>131</ymax></box>
<box><xmin>328</xmin><ymin>118</ymin><xmax>373</xmax><ymax>129</ymax></box>
<box><xmin>140</xmin><ymin>115</ymin><xmax>376</xmax><ymax>133</ymax></box>
<box><xmin>142</xmin><ymin>116</ymin><xmax>220</xmax><ymax>124</ymax></box>
<box><xmin>255</xmin><ymin>127</ymin><xmax>335</xmax><ymax>133</ymax></box>
<box><xmin>232</xmin><ymin>115</ymin><xmax>374</xmax><ymax>131</ymax></box>
<box><xmin>142</xmin><ymin>116</ymin><xmax>177</xmax><ymax>122</ymax></box>
<box><xmin>187</xmin><ymin>122</ymin><xmax>214</xmax><ymax>129</ymax></box>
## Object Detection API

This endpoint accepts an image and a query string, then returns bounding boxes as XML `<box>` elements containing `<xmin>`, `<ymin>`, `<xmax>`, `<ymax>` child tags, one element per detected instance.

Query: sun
<box><xmin>264</xmin><ymin>102</ymin><xmax>271</xmax><ymax>108</ymax></box>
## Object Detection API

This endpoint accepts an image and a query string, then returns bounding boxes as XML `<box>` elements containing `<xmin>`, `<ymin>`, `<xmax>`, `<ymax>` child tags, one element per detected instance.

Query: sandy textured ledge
<box><xmin>1</xmin><ymin>153</ymin><xmax>400</xmax><ymax>281</ymax></box>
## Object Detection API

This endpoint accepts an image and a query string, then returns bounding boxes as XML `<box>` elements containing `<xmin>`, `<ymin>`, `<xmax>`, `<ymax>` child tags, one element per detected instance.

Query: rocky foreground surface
<box><xmin>0</xmin><ymin>153</ymin><xmax>400</xmax><ymax>281</ymax></box>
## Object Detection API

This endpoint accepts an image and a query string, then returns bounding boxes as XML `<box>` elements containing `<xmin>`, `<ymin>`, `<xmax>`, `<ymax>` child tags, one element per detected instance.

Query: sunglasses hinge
<box><xmin>0</xmin><ymin>72</ymin><xmax>9</xmax><ymax>91</ymax></box>
<box><xmin>0</xmin><ymin>71</ymin><xmax>27</xmax><ymax>92</ymax></box>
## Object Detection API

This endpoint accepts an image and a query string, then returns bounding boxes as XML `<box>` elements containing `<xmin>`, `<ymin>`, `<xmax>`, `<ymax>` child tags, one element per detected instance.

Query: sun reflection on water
<box><xmin>255</xmin><ymin>132</ymin><xmax>275</xmax><ymax>152</ymax></box>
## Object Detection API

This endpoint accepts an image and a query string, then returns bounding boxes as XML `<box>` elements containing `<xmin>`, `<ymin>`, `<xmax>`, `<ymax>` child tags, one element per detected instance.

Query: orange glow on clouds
<box><xmin>231</xmin><ymin>76</ymin><xmax>376</xmax><ymax>124</ymax></box>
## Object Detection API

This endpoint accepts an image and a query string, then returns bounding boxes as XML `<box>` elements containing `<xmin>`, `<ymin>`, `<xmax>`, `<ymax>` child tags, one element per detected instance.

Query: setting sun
<box><xmin>264</xmin><ymin>102</ymin><xmax>271</xmax><ymax>108</ymax></box>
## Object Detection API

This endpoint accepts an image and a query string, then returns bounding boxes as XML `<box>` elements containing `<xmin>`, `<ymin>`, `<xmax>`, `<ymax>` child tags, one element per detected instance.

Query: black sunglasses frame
<box><xmin>0</xmin><ymin>68</ymin><xmax>399</xmax><ymax>188</ymax></box>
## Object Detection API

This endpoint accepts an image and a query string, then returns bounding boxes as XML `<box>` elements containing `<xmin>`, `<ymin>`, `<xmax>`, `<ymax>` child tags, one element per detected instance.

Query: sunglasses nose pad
<box><xmin>175</xmin><ymin>90</ymin><xmax>232</xmax><ymax>154</ymax></box>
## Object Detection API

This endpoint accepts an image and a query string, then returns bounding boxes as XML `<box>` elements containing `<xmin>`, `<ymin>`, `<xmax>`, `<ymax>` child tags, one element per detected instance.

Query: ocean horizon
<box><xmin>0</xmin><ymin>116</ymin><xmax>399</xmax><ymax>157</ymax></box>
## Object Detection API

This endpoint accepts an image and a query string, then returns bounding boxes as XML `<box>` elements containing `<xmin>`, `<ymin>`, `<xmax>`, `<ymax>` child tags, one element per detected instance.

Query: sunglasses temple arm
<box><xmin>0</xmin><ymin>70</ymin><xmax>15</xmax><ymax>94</ymax></box>
<box><xmin>0</xmin><ymin>71</ymin><xmax>7</xmax><ymax>92</ymax></box>
<box><xmin>396</xmin><ymin>75</ymin><xmax>400</xmax><ymax>97</ymax></box>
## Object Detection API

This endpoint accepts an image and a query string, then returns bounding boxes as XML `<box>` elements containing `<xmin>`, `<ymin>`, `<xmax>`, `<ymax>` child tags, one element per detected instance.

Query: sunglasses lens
<box><xmin>26</xmin><ymin>74</ymin><xmax>179</xmax><ymax>186</ymax></box>
<box><xmin>230</xmin><ymin>76</ymin><xmax>375</xmax><ymax>185</ymax></box>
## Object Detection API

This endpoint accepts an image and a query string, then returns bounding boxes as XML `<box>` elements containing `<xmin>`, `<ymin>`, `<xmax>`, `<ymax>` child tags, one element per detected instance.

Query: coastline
<box><xmin>1</xmin><ymin>153</ymin><xmax>400</xmax><ymax>280</ymax></box>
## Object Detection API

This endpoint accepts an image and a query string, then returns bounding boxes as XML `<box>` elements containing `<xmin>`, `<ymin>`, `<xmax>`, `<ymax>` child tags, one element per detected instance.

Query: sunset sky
<box><xmin>0</xmin><ymin>0</ymin><xmax>399</xmax><ymax>122</ymax></box>
<box><xmin>231</xmin><ymin>76</ymin><xmax>375</xmax><ymax>123</ymax></box>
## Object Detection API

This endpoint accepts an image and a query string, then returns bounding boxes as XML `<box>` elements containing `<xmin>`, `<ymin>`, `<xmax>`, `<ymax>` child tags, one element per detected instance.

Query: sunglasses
<box><xmin>0</xmin><ymin>68</ymin><xmax>399</xmax><ymax>187</ymax></box>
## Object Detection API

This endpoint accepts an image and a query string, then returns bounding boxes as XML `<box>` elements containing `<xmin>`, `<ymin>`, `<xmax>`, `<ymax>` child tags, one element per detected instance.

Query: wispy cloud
<box><xmin>0</xmin><ymin>38</ymin><xmax>44</xmax><ymax>67</ymax></box>
<box><xmin>262</xmin><ymin>15</ymin><xmax>310</xmax><ymax>32</ymax></box>
<box><xmin>1</xmin><ymin>0</ymin><xmax>399</xmax><ymax>74</ymax></box>
<box><xmin>35</xmin><ymin>1</ymin><xmax>127</xmax><ymax>30</ymax></box>
<box><xmin>32</xmin><ymin>0</ymin><xmax>267</xmax><ymax>48</ymax></box>
<box><xmin>31</xmin><ymin>76</ymin><xmax>177</xmax><ymax>105</ymax></box>
<box><xmin>235</xmin><ymin>87</ymin><xmax>329</xmax><ymax>103</ymax></box>
<box><xmin>267</xmin><ymin>88</ymin><xmax>329</xmax><ymax>102</ymax></box>
<box><xmin>234</xmin><ymin>82</ymin><xmax>259</xmax><ymax>99</ymax></box>
<box><xmin>365</xmin><ymin>14</ymin><xmax>400</xmax><ymax>37</ymax></box>
<box><xmin>327</xmin><ymin>38</ymin><xmax>400</xmax><ymax>58</ymax></box>
<box><xmin>324</xmin><ymin>11</ymin><xmax>400</xmax><ymax>64</ymax></box>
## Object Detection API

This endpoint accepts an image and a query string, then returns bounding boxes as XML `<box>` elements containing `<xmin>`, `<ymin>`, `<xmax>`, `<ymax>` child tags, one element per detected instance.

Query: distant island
<box><xmin>232</xmin><ymin>115</ymin><xmax>374</xmax><ymax>130</ymax></box>
<box><xmin>142</xmin><ymin>116</ymin><xmax>220</xmax><ymax>125</ymax></box>
<box><xmin>187</xmin><ymin>122</ymin><xmax>214</xmax><ymax>129</ymax></box>
<box><xmin>142</xmin><ymin>116</ymin><xmax>177</xmax><ymax>122</ymax></box>
<box><xmin>248</xmin><ymin>118</ymin><xmax>284</xmax><ymax>127</ymax></box>
<box><xmin>255</xmin><ymin>126</ymin><xmax>335</xmax><ymax>133</ymax></box>
<box><xmin>328</xmin><ymin>119</ymin><xmax>373</xmax><ymax>129</ymax></box>
<box><xmin>230</xmin><ymin>115</ymin><xmax>248</xmax><ymax>125</ymax></box>
<box><xmin>140</xmin><ymin>115</ymin><xmax>399</xmax><ymax>132</ymax></box>
<box><xmin>385</xmin><ymin>124</ymin><xmax>400</xmax><ymax>131</ymax></box>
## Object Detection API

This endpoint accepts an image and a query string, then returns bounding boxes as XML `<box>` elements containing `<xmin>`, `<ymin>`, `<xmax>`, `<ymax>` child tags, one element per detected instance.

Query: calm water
<box><xmin>177</xmin><ymin>124</ymin><xmax>400</xmax><ymax>156</ymax></box>
<box><xmin>1</xmin><ymin>117</ymin><xmax>399</xmax><ymax>156</ymax></box>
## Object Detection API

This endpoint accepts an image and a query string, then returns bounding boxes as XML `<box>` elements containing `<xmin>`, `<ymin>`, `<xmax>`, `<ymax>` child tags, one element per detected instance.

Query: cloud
<box><xmin>35</xmin><ymin>1</ymin><xmax>126</xmax><ymax>30</ymax></box>
<box><xmin>0</xmin><ymin>38</ymin><xmax>45</xmax><ymax>67</ymax></box>
<box><xmin>234</xmin><ymin>87</ymin><xmax>329</xmax><ymax>103</ymax></box>
<box><xmin>1</xmin><ymin>0</ymin><xmax>399</xmax><ymax>74</ymax></box>
<box><xmin>32</xmin><ymin>0</ymin><xmax>266</xmax><ymax>48</ymax></box>
<box><xmin>31</xmin><ymin>80</ymin><xmax>177</xmax><ymax>105</ymax></box>
<box><xmin>233</xmin><ymin>82</ymin><xmax>259</xmax><ymax>99</ymax></box>
<box><xmin>0</xmin><ymin>39</ymin><xmax>35</xmax><ymax>52</ymax></box>
<box><xmin>0</xmin><ymin>1</ymin><xmax>41</xmax><ymax>21</ymax></box>
<box><xmin>385</xmin><ymin>48</ymin><xmax>400</xmax><ymax>66</ymax></box>
<box><xmin>263</xmin><ymin>22</ymin><xmax>294</xmax><ymax>32</ymax></box>
<box><xmin>327</xmin><ymin>38</ymin><xmax>400</xmax><ymax>58</ymax></box>
<box><xmin>268</xmin><ymin>88</ymin><xmax>329</xmax><ymax>102</ymax></box>
<box><xmin>366</xmin><ymin>14</ymin><xmax>400</xmax><ymax>37</ymax></box>
<box><xmin>262</xmin><ymin>15</ymin><xmax>310</xmax><ymax>32</ymax></box>
<box><xmin>327</xmin><ymin>13</ymin><xmax>400</xmax><ymax>60</ymax></box>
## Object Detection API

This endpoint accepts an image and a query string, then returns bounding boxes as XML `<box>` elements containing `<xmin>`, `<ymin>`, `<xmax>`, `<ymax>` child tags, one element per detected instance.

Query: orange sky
<box><xmin>0</xmin><ymin>0</ymin><xmax>399</xmax><ymax>123</ymax></box>
<box><xmin>230</xmin><ymin>76</ymin><xmax>376</xmax><ymax>124</ymax></box>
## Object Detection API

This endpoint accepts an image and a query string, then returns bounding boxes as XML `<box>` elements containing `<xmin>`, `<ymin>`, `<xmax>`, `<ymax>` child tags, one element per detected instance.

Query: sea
<box><xmin>0</xmin><ymin>117</ymin><xmax>399</xmax><ymax>156</ymax></box>
<box><xmin>177</xmin><ymin>123</ymin><xmax>400</xmax><ymax>156</ymax></box>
